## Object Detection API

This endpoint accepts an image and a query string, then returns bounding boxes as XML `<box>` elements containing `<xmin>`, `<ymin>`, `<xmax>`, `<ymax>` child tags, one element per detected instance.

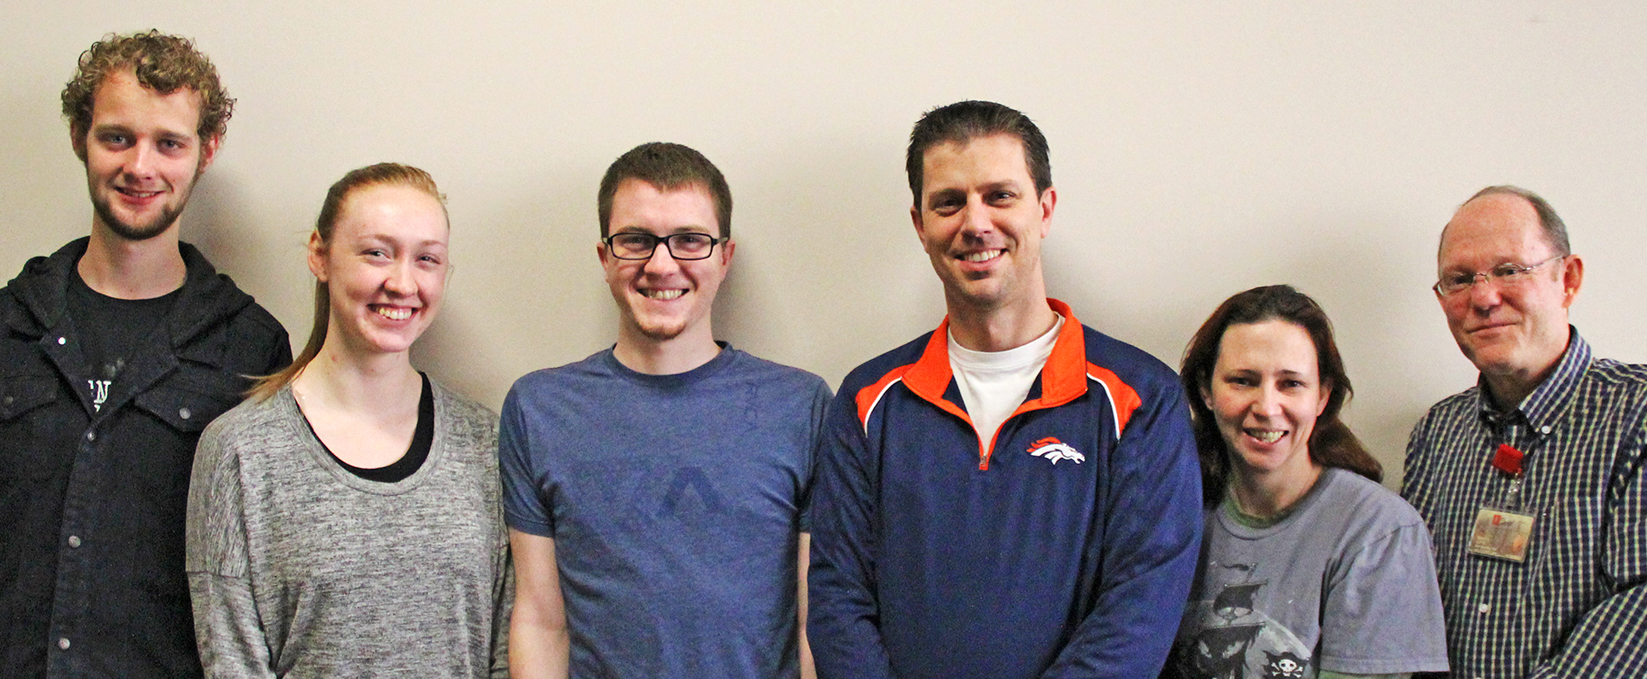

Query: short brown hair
<box><xmin>62</xmin><ymin>30</ymin><xmax>233</xmax><ymax>150</ymax></box>
<box><xmin>597</xmin><ymin>142</ymin><xmax>731</xmax><ymax>239</ymax></box>
<box><xmin>906</xmin><ymin>100</ymin><xmax>1051</xmax><ymax>208</ymax></box>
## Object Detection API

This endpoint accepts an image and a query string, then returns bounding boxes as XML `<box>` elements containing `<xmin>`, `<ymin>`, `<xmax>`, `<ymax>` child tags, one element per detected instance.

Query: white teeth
<box><xmin>375</xmin><ymin>307</ymin><xmax>412</xmax><ymax>320</ymax></box>
<box><xmin>1248</xmin><ymin>430</ymin><xmax>1284</xmax><ymax>443</ymax></box>
<box><xmin>644</xmin><ymin>289</ymin><xmax>685</xmax><ymax>300</ymax></box>
<box><xmin>962</xmin><ymin>250</ymin><xmax>1003</xmax><ymax>263</ymax></box>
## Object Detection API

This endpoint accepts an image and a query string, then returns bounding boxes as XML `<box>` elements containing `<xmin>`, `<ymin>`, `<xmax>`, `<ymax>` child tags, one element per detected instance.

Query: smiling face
<box><xmin>310</xmin><ymin>184</ymin><xmax>450</xmax><ymax>357</ymax></box>
<box><xmin>912</xmin><ymin>134</ymin><xmax>1055</xmax><ymax>317</ymax></box>
<box><xmin>75</xmin><ymin>68</ymin><xmax>218</xmax><ymax>241</ymax></box>
<box><xmin>600</xmin><ymin>178</ymin><xmax>733</xmax><ymax>348</ymax></box>
<box><xmin>1437</xmin><ymin>193</ymin><xmax>1581</xmax><ymax>403</ymax></box>
<box><xmin>1202</xmin><ymin>320</ymin><xmax>1330</xmax><ymax>484</ymax></box>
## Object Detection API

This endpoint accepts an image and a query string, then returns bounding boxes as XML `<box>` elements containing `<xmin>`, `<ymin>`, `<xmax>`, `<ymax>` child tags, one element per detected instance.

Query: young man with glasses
<box><xmin>500</xmin><ymin>142</ymin><xmax>831</xmax><ymax>678</ymax></box>
<box><xmin>0</xmin><ymin>31</ymin><xmax>290</xmax><ymax>679</ymax></box>
<box><xmin>807</xmin><ymin>101</ymin><xmax>1203</xmax><ymax>679</ymax></box>
<box><xmin>1402</xmin><ymin>186</ymin><xmax>1647</xmax><ymax>678</ymax></box>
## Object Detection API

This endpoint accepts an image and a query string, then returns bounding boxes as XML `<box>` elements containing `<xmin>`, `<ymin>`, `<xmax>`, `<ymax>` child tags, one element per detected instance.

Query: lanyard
<box><xmin>1492</xmin><ymin>443</ymin><xmax>1526</xmax><ymax>511</ymax></box>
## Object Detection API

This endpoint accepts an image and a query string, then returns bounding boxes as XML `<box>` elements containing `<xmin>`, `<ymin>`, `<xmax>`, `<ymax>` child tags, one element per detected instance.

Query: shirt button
<box><xmin>85</xmin><ymin>431</ymin><xmax>96</xmax><ymax>442</ymax></box>
<box><xmin>57</xmin><ymin>337</ymin><xmax>66</xmax><ymax>345</ymax></box>
<box><xmin>1540</xmin><ymin>425</ymin><xmax>1551</xmax><ymax>434</ymax></box>
<box><xmin>58</xmin><ymin>637</ymin><xmax>70</xmax><ymax>650</ymax></box>
<box><xmin>67</xmin><ymin>535</ymin><xmax>81</xmax><ymax>548</ymax></box>
<box><xmin>1478</xmin><ymin>603</ymin><xmax>1491</xmax><ymax>613</ymax></box>
<box><xmin>179</xmin><ymin>407</ymin><xmax>192</xmax><ymax>420</ymax></box>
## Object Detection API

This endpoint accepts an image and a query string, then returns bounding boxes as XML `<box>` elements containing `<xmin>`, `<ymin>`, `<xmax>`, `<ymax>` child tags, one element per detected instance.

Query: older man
<box><xmin>1402</xmin><ymin>186</ymin><xmax>1646</xmax><ymax>678</ymax></box>
<box><xmin>0</xmin><ymin>30</ymin><xmax>289</xmax><ymax>679</ymax></box>
<box><xmin>807</xmin><ymin>101</ymin><xmax>1202</xmax><ymax>679</ymax></box>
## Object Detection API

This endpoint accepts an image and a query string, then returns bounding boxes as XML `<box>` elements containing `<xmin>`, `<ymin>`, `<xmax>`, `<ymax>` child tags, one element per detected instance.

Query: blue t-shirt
<box><xmin>499</xmin><ymin>345</ymin><xmax>831</xmax><ymax>678</ymax></box>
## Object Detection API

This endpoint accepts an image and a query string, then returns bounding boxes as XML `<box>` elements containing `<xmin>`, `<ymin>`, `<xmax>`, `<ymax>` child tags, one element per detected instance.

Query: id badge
<box><xmin>1470</xmin><ymin>445</ymin><xmax>1534</xmax><ymax>562</ymax></box>
<box><xmin>1467</xmin><ymin>506</ymin><xmax>1535</xmax><ymax>563</ymax></box>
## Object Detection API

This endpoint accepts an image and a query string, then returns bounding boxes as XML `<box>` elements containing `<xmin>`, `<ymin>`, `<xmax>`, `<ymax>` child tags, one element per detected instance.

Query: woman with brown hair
<box><xmin>1163</xmin><ymin>285</ymin><xmax>1446</xmax><ymax>679</ymax></box>
<box><xmin>185</xmin><ymin>163</ymin><xmax>509</xmax><ymax>678</ymax></box>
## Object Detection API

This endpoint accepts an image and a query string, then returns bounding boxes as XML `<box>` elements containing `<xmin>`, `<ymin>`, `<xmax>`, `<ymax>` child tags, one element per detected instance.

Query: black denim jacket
<box><xmin>0</xmin><ymin>238</ymin><xmax>290</xmax><ymax>679</ymax></box>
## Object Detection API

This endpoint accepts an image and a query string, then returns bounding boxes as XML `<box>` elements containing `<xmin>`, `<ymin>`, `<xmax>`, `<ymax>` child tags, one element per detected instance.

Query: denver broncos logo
<box><xmin>1027</xmin><ymin>437</ymin><xmax>1085</xmax><ymax>465</ymax></box>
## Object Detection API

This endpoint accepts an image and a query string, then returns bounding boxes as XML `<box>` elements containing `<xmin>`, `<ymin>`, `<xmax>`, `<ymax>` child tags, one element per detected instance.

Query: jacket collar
<box><xmin>5</xmin><ymin>236</ymin><xmax>253</xmax><ymax>348</ymax></box>
<box><xmin>904</xmin><ymin>298</ymin><xmax>1089</xmax><ymax>410</ymax></box>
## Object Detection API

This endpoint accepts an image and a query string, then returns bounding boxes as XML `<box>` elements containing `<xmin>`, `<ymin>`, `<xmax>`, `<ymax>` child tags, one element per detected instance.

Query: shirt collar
<box><xmin>906</xmin><ymin>298</ymin><xmax>1087</xmax><ymax>408</ymax></box>
<box><xmin>1476</xmin><ymin>325</ymin><xmax>1591</xmax><ymax>432</ymax></box>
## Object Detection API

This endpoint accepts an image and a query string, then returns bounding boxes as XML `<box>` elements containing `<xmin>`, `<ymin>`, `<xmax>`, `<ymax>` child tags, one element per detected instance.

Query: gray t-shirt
<box><xmin>1166</xmin><ymin>468</ymin><xmax>1449</xmax><ymax>678</ymax></box>
<box><xmin>499</xmin><ymin>346</ymin><xmax>831</xmax><ymax>678</ymax></box>
<box><xmin>186</xmin><ymin>382</ymin><xmax>511</xmax><ymax>679</ymax></box>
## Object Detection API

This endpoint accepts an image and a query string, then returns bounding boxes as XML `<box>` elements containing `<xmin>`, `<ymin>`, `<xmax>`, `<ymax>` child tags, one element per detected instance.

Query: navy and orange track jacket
<box><xmin>808</xmin><ymin>300</ymin><xmax>1202</xmax><ymax>679</ymax></box>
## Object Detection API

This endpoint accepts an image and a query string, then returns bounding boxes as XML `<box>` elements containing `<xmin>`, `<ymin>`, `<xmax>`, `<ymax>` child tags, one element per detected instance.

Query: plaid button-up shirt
<box><xmin>1402</xmin><ymin>330</ymin><xmax>1647</xmax><ymax>678</ymax></box>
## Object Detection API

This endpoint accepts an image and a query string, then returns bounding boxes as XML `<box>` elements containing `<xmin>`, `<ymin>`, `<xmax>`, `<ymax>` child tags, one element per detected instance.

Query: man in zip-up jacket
<box><xmin>808</xmin><ymin>100</ymin><xmax>1202</xmax><ymax>679</ymax></box>
<box><xmin>0</xmin><ymin>31</ymin><xmax>289</xmax><ymax>679</ymax></box>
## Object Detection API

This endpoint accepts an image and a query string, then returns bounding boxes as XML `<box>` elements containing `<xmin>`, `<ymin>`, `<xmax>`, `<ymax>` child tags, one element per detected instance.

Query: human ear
<box><xmin>70</xmin><ymin>124</ymin><xmax>88</xmax><ymax>163</ymax></box>
<box><xmin>1560</xmin><ymin>255</ymin><xmax>1584</xmax><ymax>307</ymax></box>
<box><xmin>1037</xmin><ymin>186</ymin><xmax>1057</xmax><ymax>238</ymax></box>
<box><xmin>196</xmin><ymin>134</ymin><xmax>222</xmax><ymax>174</ymax></box>
<box><xmin>719</xmin><ymin>238</ymin><xmax>735</xmax><ymax>267</ymax></box>
<box><xmin>306</xmin><ymin>231</ymin><xmax>329</xmax><ymax>282</ymax></box>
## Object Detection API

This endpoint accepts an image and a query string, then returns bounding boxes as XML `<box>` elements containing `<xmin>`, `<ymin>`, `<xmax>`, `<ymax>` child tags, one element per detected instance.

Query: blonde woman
<box><xmin>186</xmin><ymin>163</ymin><xmax>509</xmax><ymax>678</ymax></box>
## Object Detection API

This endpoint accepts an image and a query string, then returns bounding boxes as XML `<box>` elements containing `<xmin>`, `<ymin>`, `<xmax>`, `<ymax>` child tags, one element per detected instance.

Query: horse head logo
<box><xmin>1027</xmin><ymin>437</ymin><xmax>1085</xmax><ymax>465</ymax></box>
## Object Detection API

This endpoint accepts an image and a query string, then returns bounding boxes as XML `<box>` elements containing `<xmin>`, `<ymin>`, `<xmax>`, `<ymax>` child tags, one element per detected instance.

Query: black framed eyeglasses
<box><xmin>602</xmin><ymin>232</ymin><xmax>723</xmax><ymax>261</ymax></box>
<box><xmin>1433</xmin><ymin>254</ymin><xmax>1566</xmax><ymax>296</ymax></box>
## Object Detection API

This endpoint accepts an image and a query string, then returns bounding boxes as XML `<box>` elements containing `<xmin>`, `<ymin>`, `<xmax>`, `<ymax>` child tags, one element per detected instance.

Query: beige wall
<box><xmin>4</xmin><ymin>2</ymin><xmax>1644</xmax><ymax>488</ymax></box>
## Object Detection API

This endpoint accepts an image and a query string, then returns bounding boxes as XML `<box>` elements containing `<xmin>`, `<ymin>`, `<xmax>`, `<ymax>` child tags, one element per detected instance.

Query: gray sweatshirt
<box><xmin>186</xmin><ymin>382</ymin><xmax>511</xmax><ymax>679</ymax></box>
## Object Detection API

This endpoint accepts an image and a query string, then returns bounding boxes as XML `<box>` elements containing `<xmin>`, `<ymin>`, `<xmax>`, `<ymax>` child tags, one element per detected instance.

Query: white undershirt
<box><xmin>947</xmin><ymin>316</ymin><xmax>1064</xmax><ymax>450</ymax></box>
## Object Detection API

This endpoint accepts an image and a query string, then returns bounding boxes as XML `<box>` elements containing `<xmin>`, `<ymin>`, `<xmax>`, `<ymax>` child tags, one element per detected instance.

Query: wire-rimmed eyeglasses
<box><xmin>1433</xmin><ymin>254</ymin><xmax>1566</xmax><ymax>296</ymax></box>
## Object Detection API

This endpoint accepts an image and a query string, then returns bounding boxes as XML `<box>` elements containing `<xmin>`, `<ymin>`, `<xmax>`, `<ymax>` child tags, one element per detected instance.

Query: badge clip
<box><xmin>1491</xmin><ymin>443</ymin><xmax>1523</xmax><ymax>476</ymax></box>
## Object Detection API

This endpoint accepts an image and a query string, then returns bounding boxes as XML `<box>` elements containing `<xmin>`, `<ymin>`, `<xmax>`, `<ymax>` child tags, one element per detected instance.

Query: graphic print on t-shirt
<box><xmin>1260</xmin><ymin>651</ymin><xmax>1308</xmax><ymax>678</ymax></box>
<box><xmin>83</xmin><ymin>354</ymin><xmax>128</xmax><ymax>412</ymax></box>
<box><xmin>656</xmin><ymin>467</ymin><xmax>728</xmax><ymax>518</ymax></box>
<box><xmin>66</xmin><ymin>268</ymin><xmax>176</xmax><ymax>413</ymax></box>
<box><xmin>87</xmin><ymin>378</ymin><xmax>112</xmax><ymax>411</ymax></box>
<box><xmin>1173</xmin><ymin>560</ymin><xmax>1314</xmax><ymax>679</ymax></box>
